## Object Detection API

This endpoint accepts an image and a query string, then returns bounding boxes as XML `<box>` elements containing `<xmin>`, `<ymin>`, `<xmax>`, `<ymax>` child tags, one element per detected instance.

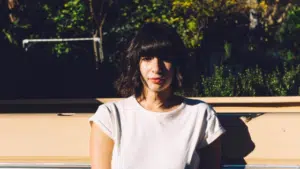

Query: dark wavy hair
<box><xmin>115</xmin><ymin>22</ymin><xmax>188</xmax><ymax>97</ymax></box>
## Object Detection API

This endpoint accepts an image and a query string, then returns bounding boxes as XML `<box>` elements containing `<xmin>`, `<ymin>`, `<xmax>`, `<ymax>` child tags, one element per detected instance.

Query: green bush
<box><xmin>200</xmin><ymin>66</ymin><xmax>236</xmax><ymax>97</ymax></box>
<box><xmin>236</xmin><ymin>66</ymin><xmax>264</xmax><ymax>96</ymax></box>
<box><xmin>265</xmin><ymin>64</ymin><xmax>300</xmax><ymax>96</ymax></box>
<box><xmin>189</xmin><ymin>64</ymin><xmax>300</xmax><ymax>97</ymax></box>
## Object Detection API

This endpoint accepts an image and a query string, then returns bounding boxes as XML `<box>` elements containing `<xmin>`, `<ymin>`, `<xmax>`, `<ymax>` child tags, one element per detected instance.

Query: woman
<box><xmin>89</xmin><ymin>22</ymin><xmax>226</xmax><ymax>169</ymax></box>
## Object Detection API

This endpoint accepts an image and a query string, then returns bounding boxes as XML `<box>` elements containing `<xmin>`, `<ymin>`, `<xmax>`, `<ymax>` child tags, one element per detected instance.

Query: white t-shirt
<box><xmin>89</xmin><ymin>96</ymin><xmax>225</xmax><ymax>169</ymax></box>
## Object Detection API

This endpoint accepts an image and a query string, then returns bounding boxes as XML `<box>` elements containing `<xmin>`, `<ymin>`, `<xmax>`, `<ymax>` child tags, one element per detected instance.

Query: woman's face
<box><xmin>139</xmin><ymin>56</ymin><xmax>174</xmax><ymax>93</ymax></box>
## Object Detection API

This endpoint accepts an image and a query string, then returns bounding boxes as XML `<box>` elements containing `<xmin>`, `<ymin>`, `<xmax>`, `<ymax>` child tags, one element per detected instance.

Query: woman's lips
<box><xmin>149</xmin><ymin>78</ymin><xmax>164</xmax><ymax>84</ymax></box>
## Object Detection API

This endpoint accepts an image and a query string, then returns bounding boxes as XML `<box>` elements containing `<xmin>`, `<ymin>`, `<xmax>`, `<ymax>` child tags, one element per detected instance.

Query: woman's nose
<box><xmin>151</xmin><ymin>57</ymin><xmax>163</xmax><ymax>73</ymax></box>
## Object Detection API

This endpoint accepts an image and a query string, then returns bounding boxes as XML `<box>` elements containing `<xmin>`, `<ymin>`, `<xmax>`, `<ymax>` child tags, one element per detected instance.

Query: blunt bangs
<box><xmin>139</xmin><ymin>37</ymin><xmax>175</xmax><ymax>59</ymax></box>
<box><xmin>132</xmin><ymin>23</ymin><xmax>184</xmax><ymax>63</ymax></box>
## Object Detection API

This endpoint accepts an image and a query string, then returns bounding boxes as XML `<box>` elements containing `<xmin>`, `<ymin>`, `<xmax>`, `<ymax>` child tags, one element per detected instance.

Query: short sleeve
<box><xmin>198</xmin><ymin>106</ymin><xmax>226</xmax><ymax>149</ymax></box>
<box><xmin>89</xmin><ymin>104</ymin><xmax>114</xmax><ymax>140</ymax></box>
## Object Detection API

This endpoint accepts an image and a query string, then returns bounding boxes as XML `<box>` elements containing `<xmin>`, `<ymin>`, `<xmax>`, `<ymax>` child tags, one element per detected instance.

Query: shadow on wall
<box><xmin>218</xmin><ymin>114</ymin><xmax>256</xmax><ymax>168</ymax></box>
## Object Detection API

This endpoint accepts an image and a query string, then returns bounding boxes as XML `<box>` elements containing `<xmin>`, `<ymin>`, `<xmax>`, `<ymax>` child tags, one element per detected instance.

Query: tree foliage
<box><xmin>1</xmin><ymin>0</ymin><xmax>92</xmax><ymax>56</ymax></box>
<box><xmin>273</xmin><ymin>6</ymin><xmax>300</xmax><ymax>61</ymax></box>
<box><xmin>1</xmin><ymin>0</ymin><xmax>300</xmax><ymax>98</ymax></box>
<box><xmin>117</xmin><ymin>0</ymin><xmax>268</xmax><ymax>49</ymax></box>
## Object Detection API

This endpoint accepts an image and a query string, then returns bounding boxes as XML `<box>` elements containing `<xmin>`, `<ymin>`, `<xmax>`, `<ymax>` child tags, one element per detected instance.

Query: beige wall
<box><xmin>1</xmin><ymin>113</ymin><xmax>300</xmax><ymax>164</ymax></box>
<box><xmin>1</xmin><ymin>97</ymin><xmax>300</xmax><ymax>165</ymax></box>
<box><xmin>220</xmin><ymin>113</ymin><xmax>300</xmax><ymax>165</ymax></box>
<box><xmin>0</xmin><ymin>113</ymin><xmax>91</xmax><ymax>160</ymax></box>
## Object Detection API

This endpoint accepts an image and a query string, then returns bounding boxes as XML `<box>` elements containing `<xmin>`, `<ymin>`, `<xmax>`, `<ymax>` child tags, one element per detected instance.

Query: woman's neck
<box><xmin>136</xmin><ymin>88</ymin><xmax>181</xmax><ymax>112</ymax></box>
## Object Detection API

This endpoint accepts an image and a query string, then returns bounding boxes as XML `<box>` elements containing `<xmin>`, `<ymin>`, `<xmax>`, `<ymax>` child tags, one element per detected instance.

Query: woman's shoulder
<box><xmin>183</xmin><ymin>97</ymin><xmax>211</xmax><ymax>109</ymax></box>
<box><xmin>97</xmin><ymin>96</ymin><xmax>135</xmax><ymax>111</ymax></box>
<box><xmin>182</xmin><ymin>97</ymin><xmax>216</xmax><ymax>118</ymax></box>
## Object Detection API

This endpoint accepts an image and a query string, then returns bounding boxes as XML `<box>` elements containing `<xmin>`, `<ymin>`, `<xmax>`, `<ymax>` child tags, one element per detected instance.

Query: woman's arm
<box><xmin>198</xmin><ymin>137</ymin><xmax>222</xmax><ymax>169</ymax></box>
<box><xmin>89</xmin><ymin>122</ymin><xmax>114</xmax><ymax>169</ymax></box>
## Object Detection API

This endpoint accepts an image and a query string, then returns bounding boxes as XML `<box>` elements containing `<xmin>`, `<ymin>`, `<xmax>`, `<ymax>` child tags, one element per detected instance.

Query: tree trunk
<box><xmin>99</xmin><ymin>26</ymin><xmax>104</xmax><ymax>63</ymax></box>
<box><xmin>98</xmin><ymin>11</ymin><xmax>107</xmax><ymax>63</ymax></box>
<box><xmin>89</xmin><ymin>0</ymin><xmax>112</xmax><ymax>69</ymax></box>
<box><xmin>93</xmin><ymin>30</ymin><xmax>100</xmax><ymax>69</ymax></box>
<box><xmin>92</xmin><ymin>24</ymin><xmax>105</xmax><ymax>69</ymax></box>
<box><xmin>7</xmin><ymin>0</ymin><xmax>19</xmax><ymax>23</ymax></box>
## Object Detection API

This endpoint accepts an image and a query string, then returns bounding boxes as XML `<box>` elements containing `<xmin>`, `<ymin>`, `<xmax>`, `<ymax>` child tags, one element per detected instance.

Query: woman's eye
<box><xmin>141</xmin><ymin>56</ymin><xmax>153</xmax><ymax>61</ymax></box>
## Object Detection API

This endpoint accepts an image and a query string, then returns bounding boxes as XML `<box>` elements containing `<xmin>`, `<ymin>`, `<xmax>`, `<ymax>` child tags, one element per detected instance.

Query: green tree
<box><xmin>89</xmin><ymin>0</ymin><xmax>120</xmax><ymax>68</ymax></box>
<box><xmin>45</xmin><ymin>0</ymin><xmax>93</xmax><ymax>56</ymax></box>
<box><xmin>1</xmin><ymin>0</ymin><xmax>93</xmax><ymax>56</ymax></box>
<box><xmin>272</xmin><ymin>6</ymin><xmax>300</xmax><ymax>62</ymax></box>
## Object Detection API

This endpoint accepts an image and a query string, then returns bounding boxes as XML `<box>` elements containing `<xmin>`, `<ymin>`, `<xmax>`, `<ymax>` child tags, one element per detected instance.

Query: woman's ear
<box><xmin>176</xmin><ymin>67</ymin><xmax>183</xmax><ymax>88</ymax></box>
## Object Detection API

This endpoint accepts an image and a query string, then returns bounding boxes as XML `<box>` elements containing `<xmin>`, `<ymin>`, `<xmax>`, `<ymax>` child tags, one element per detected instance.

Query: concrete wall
<box><xmin>1</xmin><ymin>97</ymin><xmax>300</xmax><ymax>165</ymax></box>
<box><xmin>1</xmin><ymin>113</ymin><xmax>300</xmax><ymax>165</ymax></box>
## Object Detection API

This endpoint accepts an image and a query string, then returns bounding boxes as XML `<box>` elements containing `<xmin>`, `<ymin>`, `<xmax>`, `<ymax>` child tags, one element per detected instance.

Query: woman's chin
<box><xmin>147</xmin><ymin>84</ymin><xmax>171</xmax><ymax>93</ymax></box>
